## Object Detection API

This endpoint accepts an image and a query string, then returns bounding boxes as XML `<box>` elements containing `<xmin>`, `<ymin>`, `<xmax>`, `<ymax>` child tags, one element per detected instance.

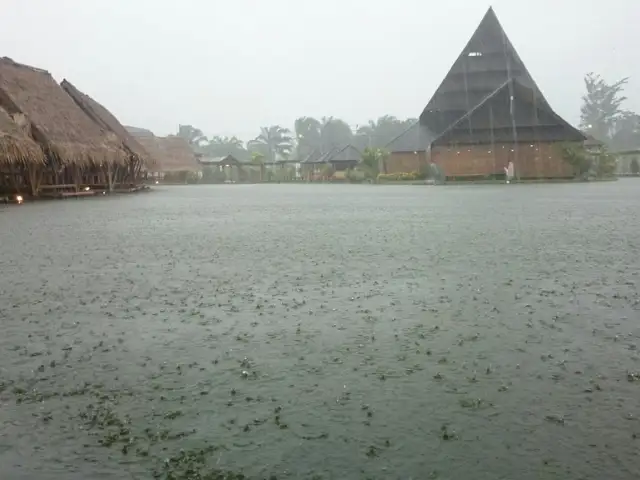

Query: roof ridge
<box><xmin>0</xmin><ymin>57</ymin><xmax>51</xmax><ymax>75</ymax></box>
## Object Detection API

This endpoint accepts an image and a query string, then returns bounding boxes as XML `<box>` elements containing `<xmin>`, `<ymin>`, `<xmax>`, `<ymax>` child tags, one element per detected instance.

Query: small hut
<box><xmin>0</xmin><ymin>57</ymin><xmax>128</xmax><ymax>194</ymax></box>
<box><xmin>61</xmin><ymin>79</ymin><xmax>154</xmax><ymax>187</ymax></box>
<box><xmin>198</xmin><ymin>154</ymin><xmax>246</xmax><ymax>182</ymax></box>
<box><xmin>0</xmin><ymin>106</ymin><xmax>45</xmax><ymax>196</ymax></box>
<box><xmin>300</xmin><ymin>145</ymin><xmax>361</xmax><ymax>180</ymax></box>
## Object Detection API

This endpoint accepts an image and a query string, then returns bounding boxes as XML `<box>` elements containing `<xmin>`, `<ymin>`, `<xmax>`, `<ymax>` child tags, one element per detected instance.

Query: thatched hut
<box><xmin>61</xmin><ymin>79</ymin><xmax>154</xmax><ymax>187</ymax></box>
<box><xmin>158</xmin><ymin>136</ymin><xmax>200</xmax><ymax>173</ymax></box>
<box><xmin>0</xmin><ymin>106</ymin><xmax>44</xmax><ymax>165</ymax></box>
<box><xmin>125</xmin><ymin>127</ymin><xmax>200</xmax><ymax>182</ymax></box>
<box><xmin>0</xmin><ymin>57</ymin><xmax>127</xmax><ymax>193</ymax></box>
<box><xmin>0</xmin><ymin>106</ymin><xmax>45</xmax><ymax>195</ymax></box>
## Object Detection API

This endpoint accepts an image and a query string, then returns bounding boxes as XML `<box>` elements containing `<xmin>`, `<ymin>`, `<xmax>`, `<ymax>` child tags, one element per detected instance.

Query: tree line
<box><xmin>176</xmin><ymin>72</ymin><xmax>640</xmax><ymax>166</ymax></box>
<box><xmin>177</xmin><ymin>116</ymin><xmax>416</xmax><ymax>164</ymax></box>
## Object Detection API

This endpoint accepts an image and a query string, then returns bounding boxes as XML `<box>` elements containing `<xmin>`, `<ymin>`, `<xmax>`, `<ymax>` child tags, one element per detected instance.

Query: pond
<box><xmin>1</xmin><ymin>181</ymin><xmax>639</xmax><ymax>479</ymax></box>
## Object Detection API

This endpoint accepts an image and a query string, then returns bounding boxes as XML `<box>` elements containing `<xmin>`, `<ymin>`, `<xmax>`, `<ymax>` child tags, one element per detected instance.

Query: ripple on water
<box><xmin>1</xmin><ymin>182</ymin><xmax>640</xmax><ymax>479</ymax></box>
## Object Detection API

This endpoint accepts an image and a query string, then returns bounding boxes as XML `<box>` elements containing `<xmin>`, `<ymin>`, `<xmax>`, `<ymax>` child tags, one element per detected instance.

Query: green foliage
<box><xmin>580</xmin><ymin>73</ymin><xmax>640</xmax><ymax>151</ymax></box>
<box><xmin>354</xmin><ymin>116</ymin><xmax>417</xmax><ymax>150</ymax></box>
<box><xmin>247</xmin><ymin>126</ymin><xmax>293</xmax><ymax>163</ymax></box>
<box><xmin>593</xmin><ymin>150</ymin><xmax>617</xmax><ymax>177</ymax></box>
<box><xmin>559</xmin><ymin>143</ymin><xmax>592</xmax><ymax>177</ymax></box>
<box><xmin>360</xmin><ymin>148</ymin><xmax>389</xmax><ymax>179</ymax></box>
<box><xmin>631</xmin><ymin>157</ymin><xmax>640</xmax><ymax>175</ymax></box>
<box><xmin>560</xmin><ymin>142</ymin><xmax>617</xmax><ymax>178</ymax></box>
<box><xmin>202</xmin><ymin>136</ymin><xmax>249</xmax><ymax>161</ymax></box>
<box><xmin>177</xmin><ymin>125</ymin><xmax>208</xmax><ymax>148</ymax></box>
<box><xmin>251</xmin><ymin>151</ymin><xmax>264</xmax><ymax>164</ymax></box>
<box><xmin>345</xmin><ymin>168</ymin><xmax>367</xmax><ymax>183</ymax></box>
<box><xmin>163</xmin><ymin>170</ymin><xmax>199</xmax><ymax>184</ymax></box>
<box><xmin>377</xmin><ymin>172</ymin><xmax>421</xmax><ymax>182</ymax></box>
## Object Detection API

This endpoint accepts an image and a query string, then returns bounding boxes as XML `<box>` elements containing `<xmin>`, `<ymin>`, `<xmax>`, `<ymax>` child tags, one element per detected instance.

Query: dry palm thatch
<box><xmin>0</xmin><ymin>106</ymin><xmax>44</xmax><ymax>166</ymax></box>
<box><xmin>131</xmin><ymin>133</ymin><xmax>165</xmax><ymax>173</ymax></box>
<box><xmin>0</xmin><ymin>57</ymin><xmax>127</xmax><ymax>166</ymax></box>
<box><xmin>157</xmin><ymin>136</ymin><xmax>200</xmax><ymax>172</ymax></box>
<box><xmin>60</xmin><ymin>79</ymin><xmax>155</xmax><ymax>168</ymax></box>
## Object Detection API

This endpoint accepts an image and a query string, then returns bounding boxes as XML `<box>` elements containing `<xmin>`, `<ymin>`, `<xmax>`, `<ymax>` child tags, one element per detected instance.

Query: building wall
<box><xmin>386</xmin><ymin>151</ymin><xmax>428</xmax><ymax>174</ymax></box>
<box><xmin>431</xmin><ymin>142</ymin><xmax>576</xmax><ymax>179</ymax></box>
<box><xmin>615</xmin><ymin>153</ymin><xmax>640</xmax><ymax>175</ymax></box>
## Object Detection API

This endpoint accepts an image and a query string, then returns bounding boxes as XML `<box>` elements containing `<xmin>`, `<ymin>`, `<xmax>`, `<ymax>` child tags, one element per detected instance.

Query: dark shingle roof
<box><xmin>325</xmin><ymin>145</ymin><xmax>361</xmax><ymax>163</ymax></box>
<box><xmin>419</xmin><ymin>7</ymin><xmax>551</xmax><ymax>137</ymax></box>
<box><xmin>301</xmin><ymin>149</ymin><xmax>326</xmax><ymax>164</ymax></box>
<box><xmin>385</xmin><ymin>122</ymin><xmax>434</xmax><ymax>153</ymax></box>
<box><xmin>431</xmin><ymin>78</ymin><xmax>585</xmax><ymax>145</ymax></box>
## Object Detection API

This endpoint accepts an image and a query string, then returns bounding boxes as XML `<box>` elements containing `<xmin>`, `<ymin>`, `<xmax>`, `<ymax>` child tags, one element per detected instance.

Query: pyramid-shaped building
<box><xmin>387</xmin><ymin>7</ymin><xmax>585</xmax><ymax>179</ymax></box>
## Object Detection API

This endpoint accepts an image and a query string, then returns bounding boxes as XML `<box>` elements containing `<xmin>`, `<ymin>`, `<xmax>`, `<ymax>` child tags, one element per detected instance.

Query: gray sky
<box><xmin>3</xmin><ymin>0</ymin><xmax>638</xmax><ymax>140</ymax></box>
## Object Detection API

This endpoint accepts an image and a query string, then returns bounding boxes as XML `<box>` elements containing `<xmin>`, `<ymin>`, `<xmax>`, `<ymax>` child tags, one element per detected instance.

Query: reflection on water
<box><xmin>1</xmin><ymin>182</ymin><xmax>639</xmax><ymax>479</ymax></box>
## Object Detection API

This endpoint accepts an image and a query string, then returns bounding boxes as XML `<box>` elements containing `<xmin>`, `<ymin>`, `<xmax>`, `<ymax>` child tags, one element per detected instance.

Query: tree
<box><xmin>559</xmin><ymin>143</ymin><xmax>592</xmax><ymax>177</ymax></box>
<box><xmin>360</xmin><ymin>147</ymin><xmax>389</xmax><ymax>180</ymax></box>
<box><xmin>294</xmin><ymin>117</ymin><xmax>322</xmax><ymax>159</ymax></box>
<box><xmin>610</xmin><ymin>112</ymin><xmax>640</xmax><ymax>152</ymax></box>
<box><xmin>580</xmin><ymin>73</ymin><xmax>629</xmax><ymax>143</ymax></box>
<box><xmin>320</xmin><ymin>117</ymin><xmax>353</xmax><ymax>152</ymax></box>
<box><xmin>631</xmin><ymin>158</ymin><xmax>640</xmax><ymax>175</ymax></box>
<box><xmin>177</xmin><ymin>124</ymin><xmax>208</xmax><ymax>148</ymax></box>
<box><xmin>203</xmin><ymin>136</ymin><xmax>249</xmax><ymax>161</ymax></box>
<box><xmin>355</xmin><ymin>115</ymin><xmax>414</xmax><ymax>150</ymax></box>
<box><xmin>247</xmin><ymin>126</ymin><xmax>293</xmax><ymax>163</ymax></box>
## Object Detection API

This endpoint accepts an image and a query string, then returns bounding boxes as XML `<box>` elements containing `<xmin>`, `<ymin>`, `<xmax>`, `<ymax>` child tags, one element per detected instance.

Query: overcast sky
<box><xmin>3</xmin><ymin>0</ymin><xmax>638</xmax><ymax>140</ymax></box>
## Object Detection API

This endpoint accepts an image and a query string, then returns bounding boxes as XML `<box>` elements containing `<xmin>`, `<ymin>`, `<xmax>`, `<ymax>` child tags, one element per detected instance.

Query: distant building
<box><xmin>301</xmin><ymin>145</ymin><xmax>361</xmax><ymax>180</ymax></box>
<box><xmin>614</xmin><ymin>149</ymin><xmax>640</xmax><ymax>176</ymax></box>
<box><xmin>387</xmin><ymin>7</ymin><xmax>585</xmax><ymax>179</ymax></box>
<box><xmin>126</xmin><ymin>127</ymin><xmax>200</xmax><ymax>178</ymax></box>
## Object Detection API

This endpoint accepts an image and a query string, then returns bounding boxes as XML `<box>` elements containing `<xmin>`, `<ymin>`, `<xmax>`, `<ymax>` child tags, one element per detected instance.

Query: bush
<box><xmin>345</xmin><ymin>168</ymin><xmax>367</xmax><ymax>183</ymax></box>
<box><xmin>377</xmin><ymin>172</ymin><xmax>420</xmax><ymax>182</ymax></box>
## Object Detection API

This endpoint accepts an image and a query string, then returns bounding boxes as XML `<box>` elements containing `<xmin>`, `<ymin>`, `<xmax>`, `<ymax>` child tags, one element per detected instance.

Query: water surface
<box><xmin>1</xmin><ymin>182</ymin><xmax>639</xmax><ymax>479</ymax></box>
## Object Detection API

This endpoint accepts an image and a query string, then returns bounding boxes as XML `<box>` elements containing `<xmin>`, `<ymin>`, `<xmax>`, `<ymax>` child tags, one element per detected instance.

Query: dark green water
<box><xmin>1</xmin><ymin>182</ymin><xmax>639</xmax><ymax>479</ymax></box>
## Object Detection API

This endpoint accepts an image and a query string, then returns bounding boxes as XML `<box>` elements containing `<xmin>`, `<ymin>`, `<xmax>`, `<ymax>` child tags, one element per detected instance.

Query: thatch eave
<box><xmin>60</xmin><ymin>79</ymin><xmax>154</xmax><ymax>168</ymax></box>
<box><xmin>45</xmin><ymin>140</ymin><xmax>127</xmax><ymax>167</ymax></box>
<box><xmin>0</xmin><ymin>132</ymin><xmax>45</xmax><ymax>166</ymax></box>
<box><xmin>0</xmin><ymin>57</ymin><xmax>128</xmax><ymax>168</ymax></box>
<box><xmin>0</xmin><ymin>106</ymin><xmax>44</xmax><ymax>166</ymax></box>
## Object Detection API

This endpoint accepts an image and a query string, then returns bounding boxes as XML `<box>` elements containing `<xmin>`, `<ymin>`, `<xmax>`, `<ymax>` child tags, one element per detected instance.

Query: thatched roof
<box><xmin>0</xmin><ymin>106</ymin><xmax>44</xmax><ymax>165</ymax></box>
<box><xmin>125</xmin><ymin>126</ymin><xmax>155</xmax><ymax>138</ymax></box>
<box><xmin>127</xmin><ymin>128</ymin><xmax>199</xmax><ymax>173</ymax></box>
<box><xmin>0</xmin><ymin>57</ymin><xmax>126</xmax><ymax>166</ymax></box>
<box><xmin>60</xmin><ymin>79</ymin><xmax>153</xmax><ymax>166</ymax></box>
<box><xmin>159</xmin><ymin>136</ymin><xmax>200</xmax><ymax>172</ymax></box>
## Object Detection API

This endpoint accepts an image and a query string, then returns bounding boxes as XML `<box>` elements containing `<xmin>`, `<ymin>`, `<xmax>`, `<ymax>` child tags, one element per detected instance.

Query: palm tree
<box><xmin>201</xmin><ymin>135</ymin><xmax>249</xmax><ymax>162</ymax></box>
<box><xmin>247</xmin><ymin>126</ymin><xmax>293</xmax><ymax>164</ymax></box>
<box><xmin>177</xmin><ymin>124</ymin><xmax>208</xmax><ymax>148</ymax></box>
